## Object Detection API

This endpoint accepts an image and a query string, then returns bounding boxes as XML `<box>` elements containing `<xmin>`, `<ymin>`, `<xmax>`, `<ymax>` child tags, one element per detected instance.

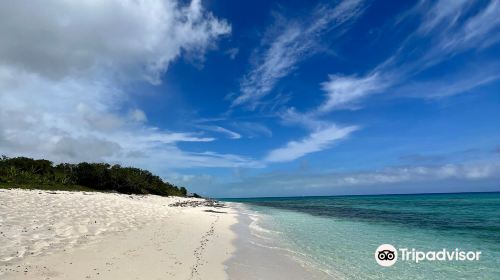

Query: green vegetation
<box><xmin>0</xmin><ymin>156</ymin><xmax>187</xmax><ymax>196</ymax></box>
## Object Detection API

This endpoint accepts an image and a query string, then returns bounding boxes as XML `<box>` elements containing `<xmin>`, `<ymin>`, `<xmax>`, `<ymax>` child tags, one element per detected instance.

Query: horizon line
<box><xmin>217</xmin><ymin>189</ymin><xmax>500</xmax><ymax>200</ymax></box>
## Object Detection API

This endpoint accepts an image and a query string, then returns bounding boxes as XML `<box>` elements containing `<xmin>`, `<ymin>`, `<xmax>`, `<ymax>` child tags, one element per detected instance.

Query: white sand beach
<box><xmin>0</xmin><ymin>189</ymin><xmax>237</xmax><ymax>280</ymax></box>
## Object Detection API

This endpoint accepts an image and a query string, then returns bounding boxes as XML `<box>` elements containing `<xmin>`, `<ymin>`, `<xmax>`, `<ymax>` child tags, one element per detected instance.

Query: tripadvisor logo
<box><xmin>375</xmin><ymin>244</ymin><xmax>482</xmax><ymax>267</ymax></box>
<box><xmin>375</xmin><ymin>244</ymin><xmax>397</xmax><ymax>267</ymax></box>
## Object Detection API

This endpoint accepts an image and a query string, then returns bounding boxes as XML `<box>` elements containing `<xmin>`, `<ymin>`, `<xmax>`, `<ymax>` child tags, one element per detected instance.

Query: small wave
<box><xmin>249</xmin><ymin>219</ymin><xmax>280</xmax><ymax>234</ymax></box>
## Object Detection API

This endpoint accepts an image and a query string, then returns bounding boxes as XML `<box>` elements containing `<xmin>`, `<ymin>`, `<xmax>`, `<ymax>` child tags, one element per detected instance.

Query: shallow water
<box><xmin>223</xmin><ymin>192</ymin><xmax>500</xmax><ymax>279</ymax></box>
<box><xmin>225</xmin><ymin>205</ymin><xmax>332</xmax><ymax>280</ymax></box>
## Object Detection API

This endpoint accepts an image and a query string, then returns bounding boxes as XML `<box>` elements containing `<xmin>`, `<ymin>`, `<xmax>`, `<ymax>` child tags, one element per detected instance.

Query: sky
<box><xmin>0</xmin><ymin>0</ymin><xmax>499</xmax><ymax>197</ymax></box>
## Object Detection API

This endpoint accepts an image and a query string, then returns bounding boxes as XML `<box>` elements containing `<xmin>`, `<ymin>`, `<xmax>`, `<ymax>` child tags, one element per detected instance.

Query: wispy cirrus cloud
<box><xmin>231</xmin><ymin>0</ymin><xmax>367</xmax><ymax>109</ymax></box>
<box><xmin>235</xmin><ymin>122</ymin><xmax>273</xmax><ymax>138</ymax></box>
<box><xmin>193</xmin><ymin>118</ymin><xmax>272</xmax><ymax>139</ymax></box>
<box><xmin>265</xmin><ymin>124</ymin><xmax>358</xmax><ymax>162</ymax></box>
<box><xmin>228</xmin><ymin>0</ymin><xmax>368</xmax><ymax>163</ymax></box>
<box><xmin>428</xmin><ymin>0</ymin><xmax>500</xmax><ymax>56</ymax></box>
<box><xmin>196</xmin><ymin>125</ymin><xmax>242</xmax><ymax>139</ymax></box>
<box><xmin>317</xmin><ymin>0</ymin><xmax>500</xmax><ymax>112</ymax></box>
<box><xmin>267</xmin><ymin>0</ymin><xmax>500</xmax><ymax>165</ymax></box>
<box><xmin>318</xmin><ymin>73</ymin><xmax>387</xmax><ymax>112</ymax></box>
<box><xmin>395</xmin><ymin>64</ymin><xmax>500</xmax><ymax>98</ymax></box>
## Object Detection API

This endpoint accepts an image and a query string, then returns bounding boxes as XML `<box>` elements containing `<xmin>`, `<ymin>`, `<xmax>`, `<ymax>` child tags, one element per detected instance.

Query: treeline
<box><xmin>0</xmin><ymin>156</ymin><xmax>187</xmax><ymax>196</ymax></box>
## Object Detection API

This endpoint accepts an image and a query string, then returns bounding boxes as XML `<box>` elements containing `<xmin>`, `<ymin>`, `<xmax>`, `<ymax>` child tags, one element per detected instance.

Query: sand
<box><xmin>0</xmin><ymin>189</ymin><xmax>237</xmax><ymax>280</ymax></box>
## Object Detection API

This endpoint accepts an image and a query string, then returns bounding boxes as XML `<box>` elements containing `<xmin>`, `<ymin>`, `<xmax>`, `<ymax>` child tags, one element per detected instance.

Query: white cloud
<box><xmin>318</xmin><ymin>73</ymin><xmax>385</xmax><ymax>112</ymax></box>
<box><xmin>133</xmin><ymin>129</ymin><xmax>214</xmax><ymax>144</ymax></box>
<box><xmin>129</xmin><ymin>109</ymin><xmax>148</xmax><ymax>123</ymax></box>
<box><xmin>166</xmin><ymin>173</ymin><xmax>216</xmax><ymax>189</ymax></box>
<box><xmin>279</xmin><ymin>107</ymin><xmax>328</xmax><ymax>130</ymax></box>
<box><xmin>217</xmin><ymin>127</ymin><xmax>242</xmax><ymax>139</ymax></box>
<box><xmin>0</xmin><ymin>67</ymin><xmax>236</xmax><ymax>166</ymax></box>
<box><xmin>0</xmin><ymin>0</ymin><xmax>230</xmax><ymax>84</ymax></box>
<box><xmin>194</xmin><ymin>119</ymin><xmax>272</xmax><ymax>139</ymax></box>
<box><xmin>232</xmin><ymin>0</ymin><xmax>366</xmax><ymax>109</ymax></box>
<box><xmin>216</xmin><ymin>158</ymin><xmax>500</xmax><ymax>197</ymax></box>
<box><xmin>52</xmin><ymin>136</ymin><xmax>122</xmax><ymax>162</ymax></box>
<box><xmin>0</xmin><ymin>0</ymin><xmax>260</xmax><ymax>171</ymax></box>
<box><xmin>116</xmin><ymin>146</ymin><xmax>261</xmax><ymax>171</ymax></box>
<box><xmin>265</xmin><ymin>124</ymin><xmax>358</xmax><ymax>162</ymax></box>
<box><xmin>417</xmin><ymin>0</ymin><xmax>469</xmax><ymax>35</ymax></box>
<box><xmin>325</xmin><ymin>163</ymin><xmax>500</xmax><ymax>187</ymax></box>
<box><xmin>434</xmin><ymin>0</ymin><xmax>500</xmax><ymax>55</ymax></box>
<box><xmin>233</xmin><ymin>24</ymin><xmax>302</xmax><ymax>108</ymax></box>
<box><xmin>198</xmin><ymin>126</ymin><xmax>242</xmax><ymax>139</ymax></box>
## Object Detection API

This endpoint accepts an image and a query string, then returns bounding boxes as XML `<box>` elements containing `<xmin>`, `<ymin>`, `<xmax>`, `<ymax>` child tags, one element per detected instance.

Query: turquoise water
<box><xmin>223</xmin><ymin>192</ymin><xmax>500</xmax><ymax>279</ymax></box>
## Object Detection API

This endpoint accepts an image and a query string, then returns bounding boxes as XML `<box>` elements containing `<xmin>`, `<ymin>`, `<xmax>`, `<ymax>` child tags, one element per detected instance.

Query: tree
<box><xmin>179</xmin><ymin>187</ymin><xmax>187</xmax><ymax>196</ymax></box>
<box><xmin>0</xmin><ymin>156</ymin><xmax>189</xmax><ymax>197</ymax></box>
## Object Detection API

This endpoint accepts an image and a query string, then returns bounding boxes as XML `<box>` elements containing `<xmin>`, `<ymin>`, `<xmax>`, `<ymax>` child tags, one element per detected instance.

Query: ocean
<box><xmin>222</xmin><ymin>192</ymin><xmax>500</xmax><ymax>279</ymax></box>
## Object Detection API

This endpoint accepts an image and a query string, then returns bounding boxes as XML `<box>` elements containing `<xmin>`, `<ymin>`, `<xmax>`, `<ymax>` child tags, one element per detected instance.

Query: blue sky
<box><xmin>0</xmin><ymin>0</ymin><xmax>499</xmax><ymax>197</ymax></box>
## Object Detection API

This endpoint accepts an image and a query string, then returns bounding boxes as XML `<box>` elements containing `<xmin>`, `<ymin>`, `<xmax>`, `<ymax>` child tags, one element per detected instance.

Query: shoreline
<box><xmin>1</xmin><ymin>189</ymin><xmax>335</xmax><ymax>280</ymax></box>
<box><xmin>225</xmin><ymin>202</ymin><xmax>332</xmax><ymax>280</ymax></box>
<box><xmin>0</xmin><ymin>189</ymin><xmax>237</xmax><ymax>280</ymax></box>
